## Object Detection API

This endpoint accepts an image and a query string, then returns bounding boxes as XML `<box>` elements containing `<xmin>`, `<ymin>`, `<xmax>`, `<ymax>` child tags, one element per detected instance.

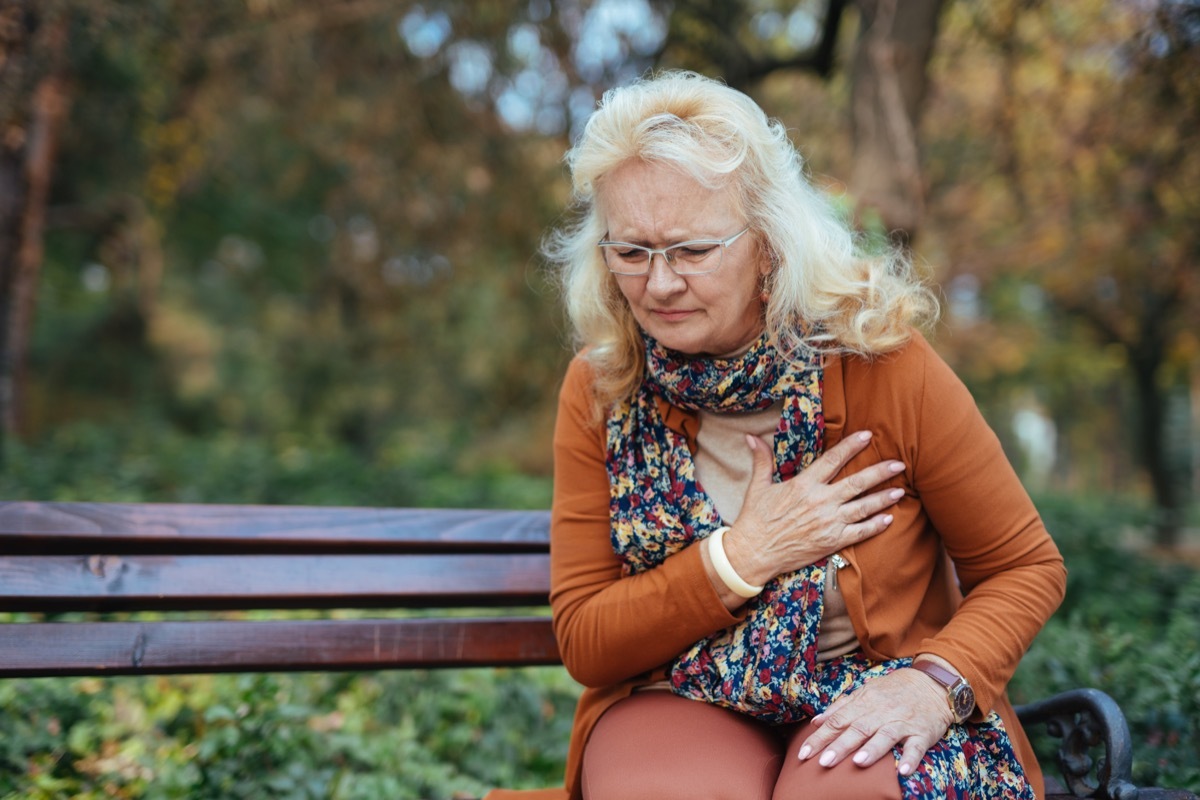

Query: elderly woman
<box><xmin>536</xmin><ymin>71</ymin><xmax>1065</xmax><ymax>800</ymax></box>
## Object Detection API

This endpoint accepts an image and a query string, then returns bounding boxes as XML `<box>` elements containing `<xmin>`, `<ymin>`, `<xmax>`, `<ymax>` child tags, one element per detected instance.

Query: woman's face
<box><xmin>598</xmin><ymin>160</ymin><xmax>769</xmax><ymax>358</ymax></box>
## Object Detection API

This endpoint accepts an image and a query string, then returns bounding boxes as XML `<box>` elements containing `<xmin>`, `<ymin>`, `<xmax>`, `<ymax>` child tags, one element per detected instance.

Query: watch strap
<box><xmin>911</xmin><ymin>659</ymin><xmax>961</xmax><ymax>690</ymax></box>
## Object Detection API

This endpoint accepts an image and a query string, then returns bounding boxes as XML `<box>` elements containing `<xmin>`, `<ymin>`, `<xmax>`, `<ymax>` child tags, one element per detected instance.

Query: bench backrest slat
<box><xmin>0</xmin><ymin>501</ymin><xmax>561</xmax><ymax>677</ymax></box>
<box><xmin>0</xmin><ymin>617</ymin><xmax>560</xmax><ymax>677</ymax></box>
<box><xmin>0</xmin><ymin>503</ymin><xmax>552</xmax><ymax>554</ymax></box>
<box><xmin>0</xmin><ymin>554</ymin><xmax>551</xmax><ymax>611</ymax></box>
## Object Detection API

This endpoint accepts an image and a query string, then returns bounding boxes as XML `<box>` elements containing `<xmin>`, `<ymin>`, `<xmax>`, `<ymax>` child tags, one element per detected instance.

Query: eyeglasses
<box><xmin>597</xmin><ymin>227</ymin><xmax>751</xmax><ymax>276</ymax></box>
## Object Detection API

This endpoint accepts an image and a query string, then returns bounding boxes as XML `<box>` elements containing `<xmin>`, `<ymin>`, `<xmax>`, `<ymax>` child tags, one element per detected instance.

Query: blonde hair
<box><xmin>544</xmin><ymin>71</ymin><xmax>939</xmax><ymax>407</ymax></box>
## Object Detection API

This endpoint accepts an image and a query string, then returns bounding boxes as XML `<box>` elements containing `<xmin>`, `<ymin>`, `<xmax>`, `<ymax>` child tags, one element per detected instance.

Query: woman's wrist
<box><xmin>720</xmin><ymin>523</ymin><xmax>773</xmax><ymax>588</ymax></box>
<box><xmin>707</xmin><ymin>527</ymin><xmax>765</xmax><ymax>598</ymax></box>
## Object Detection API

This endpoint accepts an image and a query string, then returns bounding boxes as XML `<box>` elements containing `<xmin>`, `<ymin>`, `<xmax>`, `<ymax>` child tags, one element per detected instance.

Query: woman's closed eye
<box><xmin>613</xmin><ymin>247</ymin><xmax>647</xmax><ymax>262</ymax></box>
<box><xmin>671</xmin><ymin>244</ymin><xmax>718</xmax><ymax>262</ymax></box>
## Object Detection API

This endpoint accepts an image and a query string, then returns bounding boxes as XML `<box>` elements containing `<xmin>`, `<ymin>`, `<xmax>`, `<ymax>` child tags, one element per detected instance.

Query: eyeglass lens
<box><xmin>601</xmin><ymin>242</ymin><xmax>724</xmax><ymax>275</ymax></box>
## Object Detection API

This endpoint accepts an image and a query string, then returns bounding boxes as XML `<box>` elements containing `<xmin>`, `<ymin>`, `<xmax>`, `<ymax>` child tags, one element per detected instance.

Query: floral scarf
<box><xmin>604</xmin><ymin>332</ymin><xmax>1034</xmax><ymax>799</ymax></box>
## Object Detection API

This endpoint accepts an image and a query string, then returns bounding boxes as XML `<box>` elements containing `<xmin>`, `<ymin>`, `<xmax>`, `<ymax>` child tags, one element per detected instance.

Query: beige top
<box><xmin>694</xmin><ymin>404</ymin><xmax>859</xmax><ymax>661</ymax></box>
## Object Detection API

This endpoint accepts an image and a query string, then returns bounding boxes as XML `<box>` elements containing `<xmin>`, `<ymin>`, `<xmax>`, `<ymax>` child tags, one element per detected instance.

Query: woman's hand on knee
<box><xmin>723</xmin><ymin>431</ymin><xmax>905</xmax><ymax>587</ymax></box>
<box><xmin>797</xmin><ymin>668</ymin><xmax>952</xmax><ymax>776</ymax></box>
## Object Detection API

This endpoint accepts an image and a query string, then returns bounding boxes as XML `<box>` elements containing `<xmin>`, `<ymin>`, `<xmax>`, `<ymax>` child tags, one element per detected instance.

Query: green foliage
<box><xmin>22</xmin><ymin>0</ymin><xmax>573</xmax><ymax>478</ymax></box>
<box><xmin>1011</xmin><ymin>496</ymin><xmax>1200</xmax><ymax>790</ymax></box>
<box><xmin>0</xmin><ymin>669</ymin><xmax>579</xmax><ymax>800</ymax></box>
<box><xmin>0</xmin><ymin>420</ymin><xmax>551</xmax><ymax>509</ymax></box>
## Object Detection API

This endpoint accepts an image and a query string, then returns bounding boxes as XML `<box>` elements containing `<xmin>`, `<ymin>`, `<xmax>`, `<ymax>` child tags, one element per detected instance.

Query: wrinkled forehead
<box><xmin>596</xmin><ymin>160</ymin><xmax>745</xmax><ymax>240</ymax></box>
<box><xmin>595</xmin><ymin>159</ymin><xmax>745</xmax><ymax>232</ymax></box>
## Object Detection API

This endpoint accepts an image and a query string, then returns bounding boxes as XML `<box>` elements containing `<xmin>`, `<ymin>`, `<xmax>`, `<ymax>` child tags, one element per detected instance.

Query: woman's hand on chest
<box><xmin>721</xmin><ymin>430</ymin><xmax>906</xmax><ymax>589</ymax></box>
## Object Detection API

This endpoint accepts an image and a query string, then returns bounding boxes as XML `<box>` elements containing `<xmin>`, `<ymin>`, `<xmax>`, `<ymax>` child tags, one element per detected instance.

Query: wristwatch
<box><xmin>911</xmin><ymin>659</ymin><xmax>975</xmax><ymax>724</ymax></box>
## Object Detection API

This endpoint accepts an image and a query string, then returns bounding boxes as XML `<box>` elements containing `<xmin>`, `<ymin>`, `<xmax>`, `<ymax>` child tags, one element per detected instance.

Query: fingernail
<box><xmin>889</xmin><ymin>488</ymin><xmax>904</xmax><ymax>500</ymax></box>
<box><xmin>819</xmin><ymin>750</ymin><xmax>836</xmax><ymax>767</ymax></box>
<box><xmin>889</xmin><ymin>462</ymin><xmax>905</xmax><ymax>472</ymax></box>
<box><xmin>857</xmin><ymin>431</ymin><xmax>872</xmax><ymax>442</ymax></box>
<box><xmin>899</xmin><ymin>762</ymin><xmax>912</xmax><ymax>776</ymax></box>
<box><xmin>798</xmin><ymin>745</ymin><xmax>811</xmax><ymax>761</ymax></box>
<box><xmin>745</xmin><ymin>434</ymin><xmax>758</xmax><ymax>450</ymax></box>
<box><xmin>882</xmin><ymin>514</ymin><xmax>894</xmax><ymax>525</ymax></box>
<box><xmin>853</xmin><ymin>750</ymin><xmax>868</xmax><ymax>765</ymax></box>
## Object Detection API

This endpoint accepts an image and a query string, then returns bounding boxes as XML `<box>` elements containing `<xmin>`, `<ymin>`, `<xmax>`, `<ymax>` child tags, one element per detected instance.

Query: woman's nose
<box><xmin>644</xmin><ymin>252</ymin><xmax>687</xmax><ymax>298</ymax></box>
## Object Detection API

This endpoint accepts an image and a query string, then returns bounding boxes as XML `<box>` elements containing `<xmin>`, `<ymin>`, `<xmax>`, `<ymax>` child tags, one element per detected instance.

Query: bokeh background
<box><xmin>1</xmin><ymin>0</ymin><xmax>1197</xmax><ymax>797</ymax></box>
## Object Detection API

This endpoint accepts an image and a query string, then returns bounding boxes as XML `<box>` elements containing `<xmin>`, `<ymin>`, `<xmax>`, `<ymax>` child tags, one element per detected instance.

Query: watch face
<box><xmin>951</xmin><ymin>684</ymin><xmax>976</xmax><ymax>722</ymax></box>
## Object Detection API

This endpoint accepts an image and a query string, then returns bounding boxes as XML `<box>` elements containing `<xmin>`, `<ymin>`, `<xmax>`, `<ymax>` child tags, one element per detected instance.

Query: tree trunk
<box><xmin>848</xmin><ymin>0</ymin><xmax>945</xmax><ymax>244</ymax></box>
<box><xmin>1130</xmin><ymin>348</ymin><xmax>1183</xmax><ymax>549</ymax></box>
<box><xmin>0</xmin><ymin>4</ymin><xmax>68</xmax><ymax>446</ymax></box>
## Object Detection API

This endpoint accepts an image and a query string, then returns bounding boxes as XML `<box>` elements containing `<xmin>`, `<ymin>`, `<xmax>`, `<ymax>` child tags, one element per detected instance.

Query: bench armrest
<box><xmin>1015</xmin><ymin>688</ymin><xmax>1199</xmax><ymax>800</ymax></box>
<box><xmin>1016</xmin><ymin>688</ymin><xmax>1136</xmax><ymax>799</ymax></box>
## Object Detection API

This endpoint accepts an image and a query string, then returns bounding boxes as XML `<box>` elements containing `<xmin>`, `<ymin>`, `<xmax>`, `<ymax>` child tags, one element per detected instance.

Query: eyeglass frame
<box><xmin>597</xmin><ymin>226</ymin><xmax>751</xmax><ymax>276</ymax></box>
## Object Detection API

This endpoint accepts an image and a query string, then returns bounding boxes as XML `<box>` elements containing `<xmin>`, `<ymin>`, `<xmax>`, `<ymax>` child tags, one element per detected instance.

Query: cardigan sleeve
<box><xmin>905</xmin><ymin>339</ymin><xmax>1068</xmax><ymax>715</ymax></box>
<box><xmin>548</xmin><ymin>355</ymin><xmax>743</xmax><ymax>689</ymax></box>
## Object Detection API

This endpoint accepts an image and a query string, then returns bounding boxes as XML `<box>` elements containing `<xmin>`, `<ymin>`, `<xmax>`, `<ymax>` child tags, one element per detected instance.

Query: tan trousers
<box><xmin>581</xmin><ymin>691</ymin><xmax>903</xmax><ymax>800</ymax></box>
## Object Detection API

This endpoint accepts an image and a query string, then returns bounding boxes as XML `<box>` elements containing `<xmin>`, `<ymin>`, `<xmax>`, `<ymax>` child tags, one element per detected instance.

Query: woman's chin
<box><xmin>645</xmin><ymin>330</ymin><xmax>705</xmax><ymax>356</ymax></box>
<box><xmin>646</xmin><ymin>326</ymin><xmax>763</xmax><ymax>359</ymax></box>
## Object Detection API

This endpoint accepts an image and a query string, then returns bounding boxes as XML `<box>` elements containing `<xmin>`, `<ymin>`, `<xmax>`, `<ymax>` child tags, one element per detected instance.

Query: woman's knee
<box><xmin>771</xmin><ymin>721</ymin><xmax>902</xmax><ymax>800</ymax></box>
<box><xmin>581</xmin><ymin>692</ymin><xmax>783</xmax><ymax>800</ymax></box>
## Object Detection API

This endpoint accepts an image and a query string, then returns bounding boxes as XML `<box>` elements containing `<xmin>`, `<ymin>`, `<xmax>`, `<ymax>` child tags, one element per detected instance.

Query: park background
<box><xmin>1</xmin><ymin>0</ymin><xmax>1198</xmax><ymax>797</ymax></box>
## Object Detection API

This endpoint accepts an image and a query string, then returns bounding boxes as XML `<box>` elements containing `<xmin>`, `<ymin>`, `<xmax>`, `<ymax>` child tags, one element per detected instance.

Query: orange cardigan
<box><xmin>487</xmin><ymin>333</ymin><xmax>1067</xmax><ymax>800</ymax></box>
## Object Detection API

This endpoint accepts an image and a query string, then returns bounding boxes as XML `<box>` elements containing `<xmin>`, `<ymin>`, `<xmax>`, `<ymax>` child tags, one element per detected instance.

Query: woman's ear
<box><xmin>758</xmin><ymin>242</ymin><xmax>776</xmax><ymax>303</ymax></box>
<box><xmin>756</xmin><ymin>234</ymin><xmax>777</xmax><ymax>277</ymax></box>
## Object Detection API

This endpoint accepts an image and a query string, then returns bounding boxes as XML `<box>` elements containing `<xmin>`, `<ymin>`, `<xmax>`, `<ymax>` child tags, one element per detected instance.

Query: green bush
<box><xmin>1012</xmin><ymin>496</ymin><xmax>1200</xmax><ymax>790</ymax></box>
<box><xmin>0</xmin><ymin>669</ymin><xmax>579</xmax><ymax>800</ymax></box>
<box><xmin>0</xmin><ymin>421</ymin><xmax>551</xmax><ymax>510</ymax></box>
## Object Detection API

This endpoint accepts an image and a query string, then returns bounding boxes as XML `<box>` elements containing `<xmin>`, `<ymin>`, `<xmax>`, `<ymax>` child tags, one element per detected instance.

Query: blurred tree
<box><xmin>12</xmin><ymin>1</ymin><xmax>584</xmax><ymax>478</ymax></box>
<box><xmin>926</xmin><ymin>0</ymin><xmax>1199</xmax><ymax>545</ymax></box>
<box><xmin>847</xmin><ymin>0</ymin><xmax>944</xmax><ymax>244</ymax></box>
<box><xmin>0</xmin><ymin>0</ymin><xmax>69</xmax><ymax>447</ymax></box>
<box><xmin>657</xmin><ymin>0</ymin><xmax>945</xmax><ymax>241</ymax></box>
<box><xmin>11</xmin><ymin>0</ymin><xmax>1194</xmax><ymax>534</ymax></box>
<box><xmin>8</xmin><ymin>0</ymin><xmax>952</xmax><ymax>476</ymax></box>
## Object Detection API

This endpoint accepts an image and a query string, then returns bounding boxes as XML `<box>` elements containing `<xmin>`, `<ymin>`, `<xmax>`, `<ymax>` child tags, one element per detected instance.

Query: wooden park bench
<box><xmin>0</xmin><ymin>501</ymin><xmax>1195</xmax><ymax>800</ymax></box>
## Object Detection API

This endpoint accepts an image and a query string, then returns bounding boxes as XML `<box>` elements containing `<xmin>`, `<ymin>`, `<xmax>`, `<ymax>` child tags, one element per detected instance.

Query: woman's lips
<box><xmin>652</xmin><ymin>309</ymin><xmax>696</xmax><ymax>322</ymax></box>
